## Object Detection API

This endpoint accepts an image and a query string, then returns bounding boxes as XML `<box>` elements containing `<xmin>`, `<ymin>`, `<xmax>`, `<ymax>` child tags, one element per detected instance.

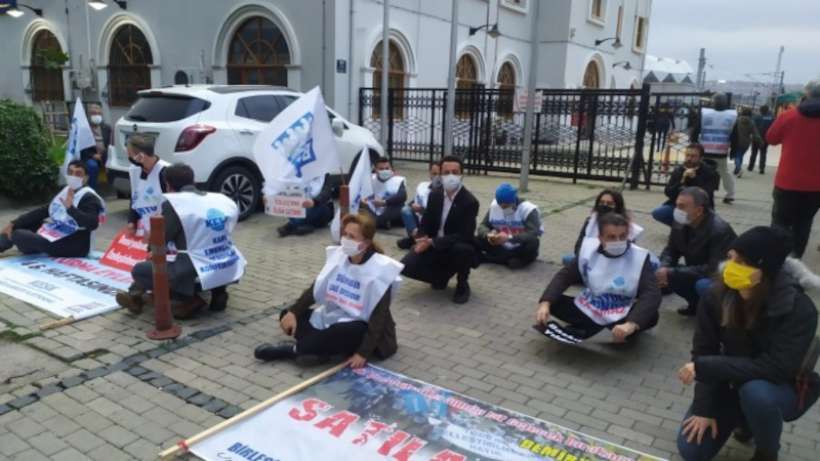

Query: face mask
<box><xmin>377</xmin><ymin>169</ymin><xmax>393</xmax><ymax>181</ymax></box>
<box><xmin>65</xmin><ymin>175</ymin><xmax>84</xmax><ymax>190</ymax></box>
<box><xmin>723</xmin><ymin>260</ymin><xmax>759</xmax><ymax>290</ymax></box>
<box><xmin>502</xmin><ymin>206</ymin><xmax>516</xmax><ymax>217</ymax></box>
<box><xmin>673</xmin><ymin>208</ymin><xmax>691</xmax><ymax>226</ymax></box>
<box><xmin>596</xmin><ymin>204</ymin><xmax>614</xmax><ymax>215</ymax></box>
<box><xmin>603</xmin><ymin>240</ymin><xmax>629</xmax><ymax>256</ymax></box>
<box><xmin>340</xmin><ymin>237</ymin><xmax>365</xmax><ymax>257</ymax></box>
<box><xmin>90</xmin><ymin>115</ymin><xmax>103</xmax><ymax>125</ymax></box>
<box><xmin>442</xmin><ymin>174</ymin><xmax>461</xmax><ymax>192</ymax></box>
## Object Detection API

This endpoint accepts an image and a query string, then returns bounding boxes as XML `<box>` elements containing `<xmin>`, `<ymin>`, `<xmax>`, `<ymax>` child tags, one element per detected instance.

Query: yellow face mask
<box><xmin>722</xmin><ymin>260</ymin><xmax>759</xmax><ymax>290</ymax></box>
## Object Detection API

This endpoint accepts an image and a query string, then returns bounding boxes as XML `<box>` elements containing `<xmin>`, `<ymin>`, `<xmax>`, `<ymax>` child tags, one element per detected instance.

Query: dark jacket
<box><xmin>752</xmin><ymin>113</ymin><xmax>775</xmax><ymax>143</ymax></box>
<box><xmin>663</xmin><ymin>163</ymin><xmax>719</xmax><ymax>207</ymax></box>
<box><xmin>12</xmin><ymin>188</ymin><xmax>103</xmax><ymax>256</ymax></box>
<box><xmin>128</xmin><ymin>163</ymin><xmax>168</xmax><ymax>225</ymax></box>
<box><xmin>79</xmin><ymin>123</ymin><xmax>112</xmax><ymax>165</ymax></box>
<box><xmin>660</xmin><ymin>212</ymin><xmax>737</xmax><ymax>280</ymax></box>
<box><xmin>382</xmin><ymin>181</ymin><xmax>407</xmax><ymax>208</ymax></box>
<box><xmin>476</xmin><ymin>199</ymin><xmax>541</xmax><ymax>247</ymax></box>
<box><xmin>690</xmin><ymin>270</ymin><xmax>819</xmax><ymax>418</ymax></box>
<box><xmin>419</xmin><ymin>186</ymin><xmax>479</xmax><ymax>250</ymax></box>
<box><xmin>731</xmin><ymin>115</ymin><xmax>761</xmax><ymax>153</ymax></box>
<box><xmin>310</xmin><ymin>173</ymin><xmax>334</xmax><ymax>206</ymax></box>
<box><xmin>540</xmin><ymin>249</ymin><xmax>661</xmax><ymax>330</ymax></box>
<box><xmin>287</xmin><ymin>248</ymin><xmax>398</xmax><ymax>360</ymax></box>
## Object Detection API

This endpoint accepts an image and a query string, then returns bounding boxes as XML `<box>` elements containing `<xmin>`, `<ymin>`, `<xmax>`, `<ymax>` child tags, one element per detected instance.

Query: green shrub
<box><xmin>0</xmin><ymin>99</ymin><xmax>58</xmax><ymax>199</ymax></box>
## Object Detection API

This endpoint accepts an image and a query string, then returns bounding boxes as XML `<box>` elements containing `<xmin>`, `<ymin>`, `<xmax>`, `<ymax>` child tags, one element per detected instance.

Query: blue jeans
<box><xmin>85</xmin><ymin>158</ymin><xmax>100</xmax><ymax>190</ymax></box>
<box><xmin>289</xmin><ymin>202</ymin><xmax>333</xmax><ymax>228</ymax></box>
<box><xmin>668</xmin><ymin>271</ymin><xmax>713</xmax><ymax>311</ymax></box>
<box><xmin>400</xmin><ymin>205</ymin><xmax>419</xmax><ymax>237</ymax></box>
<box><xmin>677</xmin><ymin>380</ymin><xmax>800</xmax><ymax>460</ymax></box>
<box><xmin>652</xmin><ymin>203</ymin><xmax>675</xmax><ymax>226</ymax></box>
<box><xmin>733</xmin><ymin>148</ymin><xmax>747</xmax><ymax>175</ymax></box>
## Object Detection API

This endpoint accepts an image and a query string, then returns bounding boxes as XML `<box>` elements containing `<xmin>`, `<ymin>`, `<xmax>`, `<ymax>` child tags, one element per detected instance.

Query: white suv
<box><xmin>107</xmin><ymin>85</ymin><xmax>384</xmax><ymax>219</ymax></box>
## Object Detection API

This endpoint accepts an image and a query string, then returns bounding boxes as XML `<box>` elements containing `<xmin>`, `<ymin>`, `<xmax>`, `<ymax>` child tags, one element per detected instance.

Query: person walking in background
<box><xmin>654</xmin><ymin>103</ymin><xmax>676</xmax><ymax>152</ymax></box>
<box><xmin>767</xmin><ymin>79</ymin><xmax>820</xmax><ymax>259</ymax></box>
<box><xmin>749</xmin><ymin>105</ymin><xmax>775</xmax><ymax>174</ymax></box>
<box><xmin>80</xmin><ymin>103</ymin><xmax>112</xmax><ymax>191</ymax></box>
<box><xmin>691</xmin><ymin>93</ymin><xmax>737</xmax><ymax>204</ymax></box>
<box><xmin>732</xmin><ymin>106</ymin><xmax>762</xmax><ymax>178</ymax></box>
<box><xmin>653</xmin><ymin>144</ymin><xmax>719</xmax><ymax>226</ymax></box>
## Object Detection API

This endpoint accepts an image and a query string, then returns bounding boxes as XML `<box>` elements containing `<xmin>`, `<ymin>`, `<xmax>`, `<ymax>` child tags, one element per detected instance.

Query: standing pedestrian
<box><xmin>732</xmin><ymin>106</ymin><xmax>761</xmax><ymax>178</ymax></box>
<box><xmin>691</xmin><ymin>93</ymin><xmax>738</xmax><ymax>204</ymax></box>
<box><xmin>749</xmin><ymin>105</ymin><xmax>775</xmax><ymax>174</ymax></box>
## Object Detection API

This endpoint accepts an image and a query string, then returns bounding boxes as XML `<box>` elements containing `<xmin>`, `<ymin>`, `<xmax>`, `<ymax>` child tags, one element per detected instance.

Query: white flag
<box><xmin>63</xmin><ymin>97</ymin><xmax>96</xmax><ymax>172</ymax></box>
<box><xmin>330</xmin><ymin>148</ymin><xmax>373</xmax><ymax>242</ymax></box>
<box><xmin>253</xmin><ymin>87</ymin><xmax>341</xmax><ymax>197</ymax></box>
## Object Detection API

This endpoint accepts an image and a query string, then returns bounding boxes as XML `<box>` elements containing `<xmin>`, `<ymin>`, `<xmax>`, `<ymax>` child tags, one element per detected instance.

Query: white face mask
<box><xmin>340</xmin><ymin>237</ymin><xmax>365</xmax><ymax>257</ymax></box>
<box><xmin>603</xmin><ymin>240</ymin><xmax>629</xmax><ymax>256</ymax></box>
<box><xmin>673</xmin><ymin>208</ymin><xmax>691</xmax><ymax>226</ymax></box>
<box><xmin>377</xmin><ymin>169</ymin><xmax>393</xmax><ymax>181</ymax></box>
<box><xmin>65</xmin><ymin>175</ymin><xmax>84</xmax><ymax>190</ymax></box>
<box><xmin>90</xmin><ymin>115</ymin><xmax>103</xmax><ymax>125</ymax></box>
<box><xmin>502</xmin><ymin>206</ymin><xmax>516</xmax><ymax>217</ymax></box>
<box><xmin>442</xmin><ymin>174</ymin><xmax>461</xmax><ymax>192</ymax></box>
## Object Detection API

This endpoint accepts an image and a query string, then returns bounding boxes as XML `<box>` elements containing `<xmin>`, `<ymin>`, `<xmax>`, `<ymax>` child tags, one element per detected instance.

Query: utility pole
<box><xmin>772</xmin><ymin>46</ymin><xmax>784</xmax><ymax>100</ymax></box>
<box><xmin>443</xmin><ymin>0</ymin><xmax>459</xmax><ymax>157</ymax></box>
<box><xmin>380</xmin><ymin>0</ymin><xmax>390</xmax><ymax>148</ymax></box>
<box><xmin>696</xmin><ymin>48</ymin><xmax>706</xmax><ymax>89</ymax></box>
<box><xmin>518</xmin><ymin>0</ymin><xmax>540</xmax><ymax>192</ymax></box>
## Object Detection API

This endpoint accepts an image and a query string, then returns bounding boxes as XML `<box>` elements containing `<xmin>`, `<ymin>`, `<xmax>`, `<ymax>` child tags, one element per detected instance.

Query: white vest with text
<box><xmin>369</xmin><ymin>175</ymin><xmax>406</xmax><ymax>216</ymax></box>
<box><xmin>487</xmin><ymin>199</ymin><xmax>543</xmax><ymax>249</ymax></box>
<box><xmin>37</xmin><ymin>186</ymin><xmax>106</xmax><ymax>247</ymax></box>
<box><xmin>700</xmin><ymin>108</ymin><xmax>738</xmax><ymax>156</ymax></box>
<box><xmin>129</xmin><ymin>160</ymin><xmax>171</xmax><ymax>235</ymax></box>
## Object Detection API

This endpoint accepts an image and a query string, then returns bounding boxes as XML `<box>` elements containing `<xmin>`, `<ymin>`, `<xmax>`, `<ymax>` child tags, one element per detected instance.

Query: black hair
<box><xmin>165</xmin><ymin>163</ymin><xmax>195</xmax><ymax>191</ymax></box>
<box><xmin>67</xmin><ymin>160</ymin><xmax>88</xmax><ymax>176</ymax></box>
<box><xmin>438</xmin><ymin>155</ymin><xmax>463</xmax><ymax>171</ymax></box>
<box><xmin>759</xmin><ymin>105</ymin><xmax>770</xmax><ymax>115</ymax></box>
<box><xmin>374</xmin><ymin>157</ymin><xmax>391</xmax><ymax>167</ymax></box>
<box><xmin>127</xmin><ymin>134</ymin><xmax>155</xmax><ymax>156</ymax></box>
<box><xmin>594</xmin><ymin>189</ymin><xmax>626</xmax><ymax>215</ymax></box>
<box><xmin>679</xmin><ymin>186</ymin><xmax>710</xmax><ymax>209</ymax></box>
<box><xmin>685</xmin><ymin>143</ymin><xmax>705</xmax><ymax>157</ymax></box>
<box><xmin>597</xmin><ymin>212</ymin><xmax>630</xmax><ymax>234</ymax></box>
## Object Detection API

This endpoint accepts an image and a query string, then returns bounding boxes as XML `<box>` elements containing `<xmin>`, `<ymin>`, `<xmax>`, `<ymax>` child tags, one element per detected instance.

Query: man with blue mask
<box><xmin>534</xmin><ymin>212</ymin><xmax>661</xmax><ymax>343</ymax></box>
<box><xmin>362</xmin><ymin>157</ymin><xmax>406</xmax><ymax>229</ymax></box>
<box><xmin>0</xmin><ymin>160</ymin><xmax>105</xmax><ymax>257</ymax></box>
<box><xmin>476</xmin><ymin>183</ymin><xmax>542</xmax><ymax>269</ymax></box>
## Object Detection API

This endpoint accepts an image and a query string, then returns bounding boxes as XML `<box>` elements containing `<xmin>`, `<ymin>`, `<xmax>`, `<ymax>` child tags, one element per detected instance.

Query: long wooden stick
<box><xmin>158</xmin><ymin>362</ymin><xmax>347</xmax><ymax>461</ymax></box>
<box><xmin>39</xmin><ymin>317</ymin><xmax>76</xmax><ymax>331</ymax></box>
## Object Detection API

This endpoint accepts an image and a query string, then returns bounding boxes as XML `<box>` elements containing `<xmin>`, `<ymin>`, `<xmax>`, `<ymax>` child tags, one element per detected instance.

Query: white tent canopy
<box><xmin>643</xmin><ymin>55</ymin><xmax>694</xmax><ymax>84</ymax></box>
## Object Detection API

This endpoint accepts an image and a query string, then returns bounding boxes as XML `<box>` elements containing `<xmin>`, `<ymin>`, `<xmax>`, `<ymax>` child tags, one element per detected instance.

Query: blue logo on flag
<box><xmin>288</xmin><ymin>138</ymin><xmax>316</xmax><ymax>178</ymax></box>
<box><xmin>205</xmin><ymin>209</ymin><xmax>227</xmax><ymax>232</ymax></box>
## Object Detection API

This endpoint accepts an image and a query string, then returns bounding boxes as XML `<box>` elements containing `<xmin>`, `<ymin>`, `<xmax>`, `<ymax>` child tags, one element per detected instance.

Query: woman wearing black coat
<box><xmin>676</xmin><ymin>227</ymin><xmax>819</xmax><ymax>461</ymax></box>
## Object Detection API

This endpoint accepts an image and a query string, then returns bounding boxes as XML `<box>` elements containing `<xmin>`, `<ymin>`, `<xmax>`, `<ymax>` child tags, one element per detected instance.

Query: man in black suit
<box><xmin>401</xmin><ymin>155</ymin><xmax>479</xmax><ymax>304</ymax></box>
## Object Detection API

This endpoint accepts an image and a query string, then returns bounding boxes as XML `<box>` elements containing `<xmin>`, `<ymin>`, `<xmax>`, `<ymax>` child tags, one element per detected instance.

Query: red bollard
<box><xmin>339</xmin><ymin>183</ymin><xmax>350</xmax><ymax>219</ymax></box>
<box><xmin>146</xmin><ymin>215</ymin><xmax>181</xmax><ymax>340</ymax></box>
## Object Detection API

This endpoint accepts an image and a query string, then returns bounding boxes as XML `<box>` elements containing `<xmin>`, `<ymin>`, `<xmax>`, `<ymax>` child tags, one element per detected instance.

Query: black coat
<box><xmin>690</xmin><ymin>270</ymin><xmax>819</xmax><ymax>417</ymax></box>
<box><xmin>660</xmin><ymin>212</ymin><xmax>736</xmax><ymax>280</ymax></box>
<box><xmin>12</xmin><ymin>189</ymin><xmax>103</xmax><ymax>256</ymax></box>
<box><xmin>79</xmin><ymin>123</ymin><xmax>112</xmax><ymax>165</ymax></box>
<box><xmin>664</xmin><ymin>163</ymin><xmax>719</xmax><ymax>207</ymax></box>
<box><xmin>418</xmin><ymin>186</ymin><xmax>479</xmax><ymax>250</ymax></box>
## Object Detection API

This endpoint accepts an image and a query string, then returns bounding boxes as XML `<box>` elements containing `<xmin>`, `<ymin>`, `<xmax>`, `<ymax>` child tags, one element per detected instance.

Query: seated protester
<box><xmin>116</xmin><ymin>164</ymin><xmax>246</xmax><ymax>319</ymax></box>
<box><xmin>535</xmin><ymin>212</ymin><xmax>661</xmax><ymax>342</ymax></box>
<box><xmin>277</xmin><ymin>173</ymin><xmax>334</xmax><ymax>237</ymax></box>
<box><xmin>401</xmin><ymin>155</ymin><xmax>479</xmax><ymax>304</ymax></box>
<box><xmin>254</xmin><ymin>212</ymin><xmax>403</xmax><ymax>367</ymax></box>
<box><xmin>676</xmin><ymin>226</ymin><xmax>819</xmax><ymax>461</ymax></box>
<box><xmin>397</xmin><ymin>162</ymin><xmax>440</xmax><ymax>250</ymax></box>
<box><xmin>652</xmin><ymin>143</ymin><xmax>719</xmax><ymax>226</ymax></box>
<box><xmin>476</xmin><ymin>182</ymin><xmax>542</xmax><ymax>269</ymax></box>
<box><xmin>658</xmin><ymin>186</ymin><xmax>737</xmax><ymax>317</ymax></box>
<box><xmin>126</xmin><ymin>134</ymin><xmax>170</xmax><ymax>239</ymax></box>
<box><xmin>363</xmin><ymin>157</ymin><xmax>407</xmax><ymax>229</ymax></box>
<box><xmin>564</xmin><ymin>189</ymin><xmax>644</xmax><ymax>265</ymax></box>
<box><xmin>0</xmin><ymin>161</ymin><xmax>104</xmax><ymax>257</ymax></box>
<box><xmin>79</xmin><ymin>103</ymin><xmax>112</xmax><ymax>191</ymax></box>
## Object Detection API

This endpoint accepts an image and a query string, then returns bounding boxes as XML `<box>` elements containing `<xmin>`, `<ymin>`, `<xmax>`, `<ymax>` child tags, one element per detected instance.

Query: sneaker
<box><xmin>737</xmin><ymin>170</ymin><xmax>743</xmax><ymax>178</ymax></box>
<box><xmin>723</xmin><ymin>197</ymin><xmax>735</xmax><ymax>204</ymax></box>
<box><xmin>116</xmin><ymin>290</ymin><xmax>144</xmax><ymax>314</ymax></box>
<box><xmin>452</xmin><ymin>282</ymin><xmax>470</xmax><ymax>304</ymax></box>
<box><xmin>209</xmin><ymin>290</ymin><xmax>228</xmax><ymax>311</ymax></box>
<box><xmin>396</xmin><ymin>237</ymin><xmax>414</xmax><ymax>250</ymax></box>
<box><xmin>677</xmin><ymin>305</ymin><xmax>697</xmax><ymax>317</ymax></box>
<box><xmin>171</xmin><ymin>296</ymin><xmax>206</xmax><ymax>319</ymax></box>
<box><xmin>254</xmin><ymin>341</ymin><xmax>297</xmax><ymax>361</ymax></box>
<box><xmin>277</xmin><ymin>224</ymin><xmax>293</xmax><ymax>238</ymax></box>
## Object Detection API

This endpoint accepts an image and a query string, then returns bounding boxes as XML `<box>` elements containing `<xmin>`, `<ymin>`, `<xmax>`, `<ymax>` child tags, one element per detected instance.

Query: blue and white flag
<box><xmin>253</xmin><ymin>87</ymin><xmax>341</xmax><ymax>197</ymax></box>
<box><xmin>62</xmin><ymin>97</ymin><xmax>96</xmax><ymax>173</ymax></box>
<box><xmin>330</xmin><ymin>148</ymin><xmax>373</xmax><ymax>242</ymax></box>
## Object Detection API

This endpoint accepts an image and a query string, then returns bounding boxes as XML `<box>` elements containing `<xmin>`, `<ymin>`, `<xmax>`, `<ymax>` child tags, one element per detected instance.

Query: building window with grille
<box><xmin>370</xmin><ymin>40</ymin><xmax>406</xmax><ymax>120</ymax></box>
<box><xmin>30</xmin><ymin>30</ymin><xmax>65</xmax><ymax>102</ymax></box>
<box><xmin>589</xmin><ymin>0</ymin><xmax>606</xmax><ymax>25</ymax></box>
<box><xmin>496</xmin><ymin>62</ymin><xmax>516</xmax><ymax>117</ymax></box>
<box><xmin>583</xmin><ymin>61</ymin><xmax>601</xmax><ymax>89</ymax></box>
<box><xmin>455</xmin><ymin>54</ymin><xmax>483</xmax><ymax>118</ymax></box>
<box><xmin>108</xmin><ymin>24</ymin><xmax>153</xmax><ymax>107</ymax></box>
<box><xmin>227</xmin><ymin>17</ymin><xmax>291</xmax><ymax>86</ymax></box>
<box><xmin>616</xmin><ymin>5</ymin><xmax>624</xmax><ymax>41</ymax></box>
<box><xmin>633</xmin><ymin>16</ymin><xmax>648</xmax><ymax>52</ymax></box>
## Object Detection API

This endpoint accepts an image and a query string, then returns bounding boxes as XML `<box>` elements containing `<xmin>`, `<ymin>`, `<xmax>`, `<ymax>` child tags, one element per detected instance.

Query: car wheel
<box><xmin>212</xmin><ymin>165</ymin><xmax>260</xmax><ymax>221</ymax></box>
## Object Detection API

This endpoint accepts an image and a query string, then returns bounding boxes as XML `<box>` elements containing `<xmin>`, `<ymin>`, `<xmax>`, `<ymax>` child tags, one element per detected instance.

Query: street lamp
<box><xmin>469</xmin><ymin>23</ymin><xmax>500</xmax><ymax>38</ymax></box>
<box><xmin>594</xmin><ymin>36</ymin><xmax>622</xmax><ymax>49</ymax></box>
<box><xmin>4</xmin><ymin>2</ymin><xmax>43</xmax><ymax>17</ymax></box>
<box><xmin>612</xmin><ymin>61</ymin><xmax>632</xmax><ymax>70</ymax></box>
<box><xmin>88</xmin><ymin>0</ymin><xmax>127</xmax><ymax>10</ymax></box>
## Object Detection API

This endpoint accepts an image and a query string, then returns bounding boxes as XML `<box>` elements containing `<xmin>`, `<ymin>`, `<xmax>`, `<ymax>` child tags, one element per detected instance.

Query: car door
<box><xmin>228</xmin><ymin>94</ymin><xmax>286</xmax><ymax>158</ymax></box>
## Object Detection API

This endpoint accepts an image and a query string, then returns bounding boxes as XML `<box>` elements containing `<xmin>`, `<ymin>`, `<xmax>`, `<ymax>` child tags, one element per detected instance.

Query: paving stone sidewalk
<box><xmin>1</xmin><ymin>155</ymin><xmax>818</xmax><ymax>460</ymax></box>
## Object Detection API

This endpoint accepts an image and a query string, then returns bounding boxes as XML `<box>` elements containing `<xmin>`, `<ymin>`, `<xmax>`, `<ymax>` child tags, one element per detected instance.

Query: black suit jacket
<box><xmin>80</xmin><ymin>123</ymin><xmax>112</xmax><ymax>165</ymax></box>
<box><xmin>419</xmin><ymin>186</ymin><xmax>479</xmax><ymax>250</ymax></box>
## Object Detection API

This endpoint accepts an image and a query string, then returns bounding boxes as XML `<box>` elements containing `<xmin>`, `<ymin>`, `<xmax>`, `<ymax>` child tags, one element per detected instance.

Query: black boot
<box><xmin>209</xmin><ymin>288</ymin><xmax>229</xmax><ymax>311</ymax></box>
<box><xmin>292</xmin><ymin>224</ymin><xmax>315</xmax><ymax>236</ymax></box>
<box><xmin>677</xmin><ymin>305</ymin><xmax>697</xmax><ymax>317</ymax></box>
<box><xmin>749</xmin><ymin>449</ymin><xmax>778</xmax><ymax>461</ymax></box>
<box><xmin>254</xmin><ymin>342</ymin><xmax>297</xmax><ymax>361</ymax></box>
<box><xmin>453</xmin><ymin>280</ymin><xmax>471</xmax><ymax>304</ymax></box>
<box><xmin>277</xmin><ymin>224</ymin><xmax>294</xmax><ymax>238</ymax></box>
<box><xmin>396</xmin><ymin>237</ymin><xmax>414</xmax><ymax>250</ymax></box>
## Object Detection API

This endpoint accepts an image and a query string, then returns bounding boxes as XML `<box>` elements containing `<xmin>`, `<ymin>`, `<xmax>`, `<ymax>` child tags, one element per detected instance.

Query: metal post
<box><xmin>146</xmin><ymin>216</ymin><xmax>181</xmax><ymax>340</ymax></box>
<box><xmin>518</xmin><ymin>0</ymin><xmax>540</xmax><ymax>192</ymax></box>
<box><xmin>631</xmin><ymin>83</ymin><xmax>651</xmax><ymax>190</ymax></box>
<box><xmin>443</xmin><ymin>0</ymin><xmax>459</xmax><ymax>157</ymax></box>
<box><xmin>380</xmin><ymin>0</ymin><xmax>390</xmax><ymax>147</ymax></box>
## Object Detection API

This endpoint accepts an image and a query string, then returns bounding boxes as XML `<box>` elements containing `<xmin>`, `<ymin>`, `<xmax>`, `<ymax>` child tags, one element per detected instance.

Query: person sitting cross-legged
<box><xmin>476</xmin><ymin>182</ymin><xmax>542</xmax><ymax>269</ymax></box>
<box><xmin>277</xmin><ymin>173</ymin><xmax>335</xmax><ymax>237</ymax></box>
<box><xmin>362</xmin><ymin>157</ymin><xmax>406</xmax><ymax>229</ymax></box>
<box><xmin>534</xmin><ymin>212</ymin><xmax>661</xmax><ymax>342</ymax></box>
<box><xmin>397</xmin><ymin>162</ymin><xmax>440</xmax><ymax>250</ymax></box>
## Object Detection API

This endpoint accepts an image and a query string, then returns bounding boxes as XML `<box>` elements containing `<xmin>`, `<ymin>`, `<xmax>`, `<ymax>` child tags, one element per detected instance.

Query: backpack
<box><xmin>789</xmin><ymin>337</ymin><xmax>820</xmax><ymax>421</ymax></box>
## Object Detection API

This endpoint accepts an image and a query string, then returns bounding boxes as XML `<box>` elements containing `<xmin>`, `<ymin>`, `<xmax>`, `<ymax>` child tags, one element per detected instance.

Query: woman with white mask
<box><xmin>255</xmin><ymin>212</ymin><xmax>403</xmax><ymax>368</ymax></box>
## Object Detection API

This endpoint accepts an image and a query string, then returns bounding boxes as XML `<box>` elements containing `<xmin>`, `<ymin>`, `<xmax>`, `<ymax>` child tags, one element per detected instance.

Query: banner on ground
<box><xmin>100</xmin><ymin>227</ymin><xmax>149</xmax><ymax>272</ymax></box>
<box><xmin>187</xmin><ymin>365</ymin><xmax>665</xmax><ymax>461</ymax></box>
<box><xmin>0</xmin><ymin>254</ymin><xmax>132</xmax><ymax>321</ymax></box>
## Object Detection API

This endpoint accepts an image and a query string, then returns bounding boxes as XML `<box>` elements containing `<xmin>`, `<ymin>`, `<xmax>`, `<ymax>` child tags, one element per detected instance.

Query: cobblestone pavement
<box><xmin>1</xmin><ymin>153</ymin><xmax>818</xmax><ymax>460</ymax></box>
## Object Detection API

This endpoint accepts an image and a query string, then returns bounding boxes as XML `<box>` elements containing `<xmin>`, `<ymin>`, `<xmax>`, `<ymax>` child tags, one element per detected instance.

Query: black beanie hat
<box><xmin>729</xmin><ymin>226</ymin><xmax>793</xmax><ymax>277</ymax></box>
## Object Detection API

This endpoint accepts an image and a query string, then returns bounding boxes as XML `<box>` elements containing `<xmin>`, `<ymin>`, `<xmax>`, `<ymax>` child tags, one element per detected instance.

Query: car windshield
<box><xmin>125</xmin><ymin>95</ymin><xmax>210</xmax><ymax>123</ymax></box>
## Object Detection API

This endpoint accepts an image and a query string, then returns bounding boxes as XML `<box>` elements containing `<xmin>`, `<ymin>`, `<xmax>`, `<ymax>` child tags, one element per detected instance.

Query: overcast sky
<box><xmin>647</xmin><ymin>0</ymin><xmax>820</xmax><ymax>85</ymax></box>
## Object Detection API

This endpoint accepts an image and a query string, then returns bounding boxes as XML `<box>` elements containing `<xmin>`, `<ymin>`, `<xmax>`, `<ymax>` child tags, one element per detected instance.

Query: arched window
<box><xmin>227</xmin><ymin>17</ymin><xmax>291</xmax><ymax>86</ymax></box>
<box><xmin>496</xmin><ymin>61</ymin><xmax>516</xmax><ymax>116</ymax></box>
<box><xmin>456</xmin><ymin>54</ymin><xmax>479</xmax><ymax>89</ymax></box>
<box><xmin>370</xmin><ymin>40</ymin><xmax>406</xmax><ymax>119</ymax></box>
<box><xmin>30</xmin><ymin>30</ymin><xmax>65</xmax><ymax>102</ymax></box>
<box><xmin>583</xmin><ymin>60</ymin><xmax>601</xmax><ymax>89</ymax></box>
<box><xmin>108</xmin><ymin>24</ymin><xmax>153</xmax><ymax>107</ymax></box>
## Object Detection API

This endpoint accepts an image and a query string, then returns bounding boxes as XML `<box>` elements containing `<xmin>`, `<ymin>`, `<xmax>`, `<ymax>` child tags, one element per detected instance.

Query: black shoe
<box><xmin>723</xmin><ymin>197</ymin><xmax>735</xmax><ymax>204</ymax></box>
<box><xmin>507</xmin><ymin>257</ymin><xmax>527</xmax><ymax>269</ymax></box>
<box><xmin>759</xmin><ymin>170</ymin><xmax>765</xmax><ymax>175</ymax></box>
<box><xmin>453</xmin><ymin>282</ymin><xmax>470</xmax><ymax>304</ymax></box>
<box><xmin>396</xmin><ymin>237</ymin><xmax>414</xmax><ymax>250</ymax></box>
<box><xmin>677</xmin><ymin>306</ymin><xmax>697</xmax><ymax>317</ymax></box>
<box><xmin>749</xmin><ymin>449</ymin><xmax>778</xmax><ymax>461</ymax></box>
<box><xmin>277</xmin><ymin>224</ymin><xmax>293</xmax><ymax>238</ymax></box>
<box><xmin>733</xmin><ymin>426</ymin><xmax>753</xmax><ymax>445</ymax></box>
<box><xmin>209</xmin><ymin>290</ymin><xmax>228</xmax><ymax>311</ymax></box>
<box><xmin>431</xmin><ymin>280</ymin><xmax>447</xmax><ymax>290</ymax></box>
<box><xmin>747</xmin><ymin>167</ymin><xmax>754</xmax><ymax>172</ymax></box>
<box><xmin>254</xmin><ymin>342</ymin><xmax>297</xmax><ymax>361</ymax></box>
<box><xmin>293</xmin><ymin>225</ymin><xmax>315</xmax><ymax>236</ymax></box>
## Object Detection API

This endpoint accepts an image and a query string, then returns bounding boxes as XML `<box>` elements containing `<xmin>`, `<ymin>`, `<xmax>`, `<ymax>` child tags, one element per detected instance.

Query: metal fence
<box><xmin>359</xmin><ymin>85</ymin><xmax>715</xmax><ymax>188</ymax></box>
